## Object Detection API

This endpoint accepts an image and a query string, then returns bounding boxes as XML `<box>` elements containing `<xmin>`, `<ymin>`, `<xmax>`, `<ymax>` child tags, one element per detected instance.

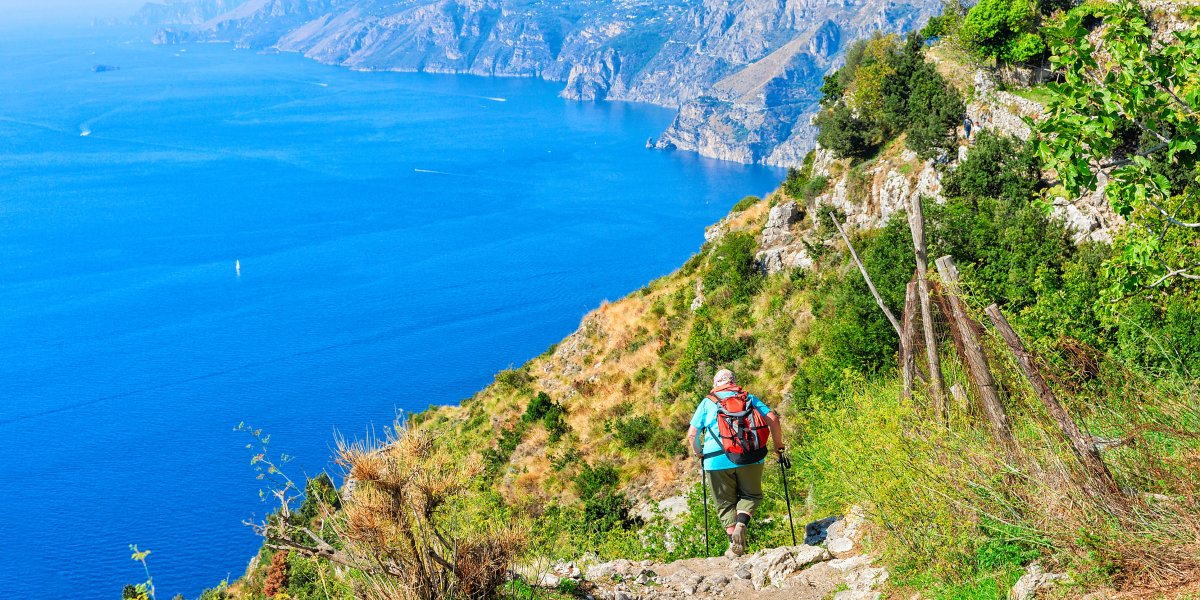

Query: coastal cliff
<box><xmin>133</xmin><ymin>0</ymin><xmax>941</xmax><ymax>167</ymax></box>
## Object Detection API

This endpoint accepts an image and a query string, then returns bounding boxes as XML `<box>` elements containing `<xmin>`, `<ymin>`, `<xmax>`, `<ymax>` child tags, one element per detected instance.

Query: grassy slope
<box><xmin>410</xmin><ymin>198</ymin><xmax>798</xmax><ymax>504</ymax></box>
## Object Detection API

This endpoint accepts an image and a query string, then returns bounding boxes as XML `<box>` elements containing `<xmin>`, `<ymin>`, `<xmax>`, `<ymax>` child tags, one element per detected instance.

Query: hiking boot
<box><xmin>729</xmin><ymin>523</ymin><xmax>747</xmax><ymax>556</ymax></box>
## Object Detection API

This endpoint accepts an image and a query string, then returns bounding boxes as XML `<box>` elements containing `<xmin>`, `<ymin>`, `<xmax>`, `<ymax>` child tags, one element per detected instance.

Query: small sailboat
<box><xmin>236</xmin><ymin>259</ymin><xmax>241</xmax><ymax>277</ymax></box>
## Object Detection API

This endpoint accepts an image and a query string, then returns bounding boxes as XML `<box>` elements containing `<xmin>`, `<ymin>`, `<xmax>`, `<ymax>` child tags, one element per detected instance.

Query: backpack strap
<box><xmin>701</xmin><ymin>393</ymin><xmax>725</xmax><ymax>458</ymax></box>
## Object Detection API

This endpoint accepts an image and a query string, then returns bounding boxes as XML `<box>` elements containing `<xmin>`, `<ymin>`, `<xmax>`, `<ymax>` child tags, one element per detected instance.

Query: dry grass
<box><xmin>333</xmin><ymin>428</ymin><xmax>526</xmax><ymax>600</ymax></box>
<box><xmin>405</xmin><ymin>198</ymin><xmax>788</xmax><ymax>507</ymax></box>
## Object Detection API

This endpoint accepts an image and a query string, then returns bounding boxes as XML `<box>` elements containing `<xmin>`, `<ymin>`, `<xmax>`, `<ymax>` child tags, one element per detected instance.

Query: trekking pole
<box><xmin>700</xmin><ymin>459</ymin><xmax>711</xmax><ymax>557</ymax></box>
<box><xmin>778</xmin><ymin>450</ymin><xmax>797</xmax><ymax>546</ymax></box>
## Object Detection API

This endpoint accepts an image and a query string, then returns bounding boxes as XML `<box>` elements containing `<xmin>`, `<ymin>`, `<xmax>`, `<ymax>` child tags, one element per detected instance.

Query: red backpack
<box><xmin>701</xmin><ymin>386</ymin><xmax>770</xmax><ymax>464</ymax></box>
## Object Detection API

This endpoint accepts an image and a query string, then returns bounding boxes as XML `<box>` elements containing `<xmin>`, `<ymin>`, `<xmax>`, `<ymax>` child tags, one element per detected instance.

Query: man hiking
<box><xmin>687</xmin><ymin>368</ymin><xmax>785</xmax><ymax>557</ymax></box>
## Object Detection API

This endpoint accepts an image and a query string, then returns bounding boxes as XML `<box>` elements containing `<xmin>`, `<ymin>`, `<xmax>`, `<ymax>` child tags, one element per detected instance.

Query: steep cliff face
<box><xmin>136</xmin><ymin>0</ymin><xmax>941</xmax><ymax>167</ymax></box>
<box><xmin>132</xmin><ymin>0</ymin><xmax>244</xmax><ymax>25</ymax></box>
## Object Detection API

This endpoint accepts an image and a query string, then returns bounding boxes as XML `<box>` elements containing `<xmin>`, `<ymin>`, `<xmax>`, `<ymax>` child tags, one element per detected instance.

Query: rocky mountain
<box><xmin>131</xmin><ymin>0</ymin><xmax>246</xmax><ymax>25</ymax></box>
<box><xmin>134</xmin><ymin>0</ymin><xmax>941</xmax><ymax>167</ymax></box>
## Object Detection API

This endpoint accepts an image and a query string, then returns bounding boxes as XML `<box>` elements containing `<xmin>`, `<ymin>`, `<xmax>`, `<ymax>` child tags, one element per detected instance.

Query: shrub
<box><xmin>783</xmin><ymin>152</ymin><xmax>826</xmax><ymax>201</ymax></box>
<box><xmin>197</xmin><ymin>584</ymin><xmax>231</xmax><ymax>600</ymax></box>
<box><xmin>943</xmin><ymin>131</ymin><xmax>1040</xmax><ymax>204</ymax></box>
<box><xmin>677</xmin><ymin>309</ymin><xmax>751</xmax><ymax>395</ymax></box>
<box><xmin>816</xmin><ymin>32</ymin><xmax>961</xmax><ymax>160</ymax></box>
<box><xmin>522</xmin><ymin>391</ymin><xmax>569</xmax><ymax>441</ymax></box>
<box><xmin>731</xmin><ymin>195</ymin><xmax>760</xmax><ymax>212</ymax></box>
<box><xmin>816</xmin><ymin>104</ymin><xmax>877</xmax><ymax>159</ymax></box>
<box><xmin>904</xmin><ymin>63</ymin><xmax>964</xmax><ymax>159</ymax></box>
<box><xmin>607</xmin><ymin>414</ymin><xmax>657</xmax><ymax>448</ymax></box>
<box><xmin>262</xmin><ymin>550</ymin><xmax>289</xmax><ymax>597</ymax></box>
<box><xmin>958</xmin><ymin>0</ymin><xmax>1045</xmax><ymax>62</ymax></box>
<box><xmin>702</xmin><ymin>231</ymin><xmax>762</xmax><ymax>305</ymax></box>
<box><xmin>783</xmin><ymin>166</ymin><xmax>809</xmax><ymax>198</ymax></box>
<box><xmin>523</xmin><ymin>391</ymin><xmax>554</xmax><ymax>422</ymax></box>
<box><xmin>495</xmin><ymin>367</ymin><xmax>532</xmax><ymax>391</ymax></box>
<box><xmin>482</xmin><ymin>423</ymin><xmax>527</xmax><ymax>476</ymax></box>
<box><xmin>573</xmin><ymin>463</ymin><xmax>637</xmax><ymax>533</ymax></box>
<box><xmin>530</xmin><ymin>393</ymin><xmax>571</xmax><ymax>446</ymax></box>
<box><xmin>295</xmin><ymin>473</ymin><xmax>340</xmax><ymax>527</ymax></box>
<box><xmin>930</xmin><ymin>131</ymin><xmax>1072</xmax><ymax>310</ymax></box>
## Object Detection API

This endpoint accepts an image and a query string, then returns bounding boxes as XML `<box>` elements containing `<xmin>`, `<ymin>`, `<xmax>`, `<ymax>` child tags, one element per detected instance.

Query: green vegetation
<box><xmin>524</xmin><ymin>391</ymin><xmax>569</xmax><ymax>442</ymax></box>
<box><xmin>731</xmin><ymin>195</ymin><xmax>761</xmax><ymax>212</ymax></box>
<box><xmin>958</xmin><ymin>0</ymin><xmax>1046</xmax><ymax>62</ymax></box>
<box><xmin>817</xmin><ymin>33</ymin><xmax>964</xmax><ymax>160</ymax></box>
<box><xmin>186</xmin><ymin>3</ymin><xmax>1200</xmax><ymax>599</ymax></box>
<box><xmin>782</xmin><ymin>152</ymin><xmax>829</xmax><ymax>202</ymax></box>
<box><xmin>572</xmin><ymin>462</ymin><xmax>638</xmax><ymax>533</ymax></box>
<box><xmin>1035</xmin><ymin>0</ymin><xmax>1200</xmax><ymax>301</ymax></box>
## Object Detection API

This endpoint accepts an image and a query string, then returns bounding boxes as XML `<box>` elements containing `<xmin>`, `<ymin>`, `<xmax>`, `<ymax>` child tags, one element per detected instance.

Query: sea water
<box><xmin>0</xmin><ymin>26</ymin><xmax>783</xmax><ymax>598</ymax></box>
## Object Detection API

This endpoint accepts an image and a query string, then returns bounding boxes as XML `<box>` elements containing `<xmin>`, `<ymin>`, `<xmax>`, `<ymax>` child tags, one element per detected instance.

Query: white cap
<box><xmin>713</xmin><ymin>368</ymin><xmax>735</xmax><ymax>387</ymax></box>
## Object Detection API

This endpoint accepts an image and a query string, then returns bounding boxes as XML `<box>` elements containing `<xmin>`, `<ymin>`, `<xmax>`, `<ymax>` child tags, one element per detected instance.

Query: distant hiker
<box><xmin>963</xmin><ymin>115</ymin><xmax>974</xmax><ymax>141</ymax></box>
<box><xmin>687</xmin><ymin>368</ymin><xmax>785</xmax><ymax>557</ymax></box>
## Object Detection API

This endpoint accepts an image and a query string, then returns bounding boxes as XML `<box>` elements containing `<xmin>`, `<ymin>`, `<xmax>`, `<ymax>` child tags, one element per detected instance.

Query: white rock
<box><xmin>755</xmin><ymin>246</ymin><xmax>787</xmax><ymax>275</ymax></box>
<box><xmin>704</xmin><ymin>221</ymin><xmax>726</xmax><ymax>244</ymax></box>
<box><xmin>826</xmin><ymin>507</ymin><xmax>865</xmax><ymax>555</ymax></box>
<box><xmin>671</xmin><ymin>568</ymin><xmax>704</xmax><ymax>595</ymax></box>
<box><xmin>878</xmin><ymin>170</ymin><xmax>911</xmax><ymax>223</ymax></box>
<box><xmin>745</xmin><ymin>545</ymin><xmax>831</xmax><ymax>589</ymax></box>
<box><xmin>831</xmin><ymin>554</ymin><xmax>890</xmax><ymax>595</ymax></box>
<box><xmin>761</xmin><ymin>201</ymin><xmax>802</xmax><ymax>247</ymax></box>
<box><xmin>812</xmin><ymin>147</ymin><xmax>838</xmax><ymax>178</ymax></box>
<box><xmin>1010</xmin><ymin>563</ymin><xmax>1068</xmax><ymax>600</ymax></box>
<box><xmin>689</xmin><ymin>281</ymin><xmax>704</xmax><ymax>312</ymax></box>
<box><xmin>587</xmin><ymin>559</ymin><xmax>636</xmax><ymax>581</ymax></box>
<box><xmin>914</xmin><ymin>163</ymin><xmax>943</xmax><ymax>203</ymax></box>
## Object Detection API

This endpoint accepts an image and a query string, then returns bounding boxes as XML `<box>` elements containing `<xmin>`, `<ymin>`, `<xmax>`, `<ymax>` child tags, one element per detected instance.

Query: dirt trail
<box><xmin>541</xmin><ymin>509</ymin><xmax>888</xmax><ymax>600</ymax></box>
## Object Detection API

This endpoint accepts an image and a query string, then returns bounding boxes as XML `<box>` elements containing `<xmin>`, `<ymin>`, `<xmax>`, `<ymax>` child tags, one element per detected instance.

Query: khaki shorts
<box><xmin>706</xmin><ymin>463</ymin><xmax>764</xmax><ymax>527</ymax></box>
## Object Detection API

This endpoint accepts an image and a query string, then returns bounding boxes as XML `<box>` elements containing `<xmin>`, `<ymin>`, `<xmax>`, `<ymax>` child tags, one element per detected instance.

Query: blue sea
<box><xmin>0</xmin><ymin>26</ymin><xmax>782</xmax><ymax>599</ymax></box>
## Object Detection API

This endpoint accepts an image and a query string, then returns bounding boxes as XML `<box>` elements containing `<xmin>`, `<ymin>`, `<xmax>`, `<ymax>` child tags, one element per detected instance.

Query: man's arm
<box><xmin>687</xmin><ymin>425</ymin><xmax>701</xmax><ymax>457</ymax></box>
<box><xmin>765</xmin><ymin>412</ymin><xmax>785</xmax><ymax>452</ymax></box>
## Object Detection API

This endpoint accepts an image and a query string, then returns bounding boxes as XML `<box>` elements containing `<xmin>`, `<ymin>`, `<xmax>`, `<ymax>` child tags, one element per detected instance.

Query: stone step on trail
<box><xmin>541</xmin><ymin>509</ymin><xmax>889</xmax><ymax>600</ymax></box>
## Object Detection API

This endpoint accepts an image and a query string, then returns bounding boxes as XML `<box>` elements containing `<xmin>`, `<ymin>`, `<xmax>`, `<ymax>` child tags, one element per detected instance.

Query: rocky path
<box><xmin>539</xmin><ymin>510</ymin><xmax>890</xmax><ymax>600</ymax></box>
<box><xmin>582</xmin><ymin>549</ymin><xmax>887</xmax><ymax>600</ymax></box>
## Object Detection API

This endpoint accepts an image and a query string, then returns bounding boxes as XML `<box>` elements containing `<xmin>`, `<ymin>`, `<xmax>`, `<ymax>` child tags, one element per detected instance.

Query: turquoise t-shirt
<box><xmin>691</xmin><ymin>389</ymin><xmax>771</xmax><ymax>471</ymax></box>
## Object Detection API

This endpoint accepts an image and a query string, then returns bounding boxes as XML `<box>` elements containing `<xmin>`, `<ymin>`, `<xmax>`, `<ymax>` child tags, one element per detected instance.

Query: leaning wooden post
<box><xmin>935</xmin><ymin>255</ymin><xmax>1013</xmax><ymax>447</ymax></box>
<box><xmin>907</xmin><ymin>195</ymin><xmax>947</xmax><ymax>419</ymax></box>
<box><xmin>984</xmin><ymin>304</ymin><xmax>1119</xmax><ymax>494</ymax></box>
<box><xmin>901</xmin><ymin>279</ymin><xmax>919</xmax><ymax>401</ymax></box>
<box><xmin>832</xmin><ymin>214</ymin><xmax>902</xmax><ymax>338</ymax></box>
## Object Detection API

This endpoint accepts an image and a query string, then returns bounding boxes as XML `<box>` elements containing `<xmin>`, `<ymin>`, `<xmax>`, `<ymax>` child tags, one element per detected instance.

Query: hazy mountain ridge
<box><xmin>131</xmin><ymin>0</ymin><xmax>247</xmax><ymax>25</ymax></box>
<box><xmin>134</xmin><ymin>0</ymin><xmax>940</xmax><ymax>167</ymax></box>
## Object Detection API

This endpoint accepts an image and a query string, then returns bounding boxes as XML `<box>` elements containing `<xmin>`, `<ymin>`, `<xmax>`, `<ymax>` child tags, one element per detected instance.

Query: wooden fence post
<box><xmin>934</xmin><ymin>255</ymin><xmax>1013</xmax><ymax>447</ymax></box>
<box><xmin>907</xmin><ymin>195</ymin><xmax>947</xmax><ymax>419</ymax></box>
<box><xmin>901</xmin><ymin>279</ymin><xmax>919</xmax><ymax>401</ymax></box>
<box><xmin>832</xmin><ymin>214</ymin><xmax>902</xmax><ymax>338</ymax></box>
<box><xmin>984</xmin><ymin>304</ymin><xmax>1119</xmax><ymax>493</ymax></box>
